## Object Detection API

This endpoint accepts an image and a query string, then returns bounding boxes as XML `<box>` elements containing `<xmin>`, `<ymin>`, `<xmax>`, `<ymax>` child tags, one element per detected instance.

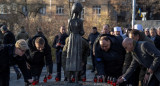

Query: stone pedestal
<box><xmin>65</xmin><ymin>82</ymin><xmax>82</xmax><ymax>86</ymax></box>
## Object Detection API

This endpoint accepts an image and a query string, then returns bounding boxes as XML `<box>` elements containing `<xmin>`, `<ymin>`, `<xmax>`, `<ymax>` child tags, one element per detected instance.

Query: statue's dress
<box><xmin>66</xmin><ymin>18</ymin><xmax>84</xmax><ymax>71</ymax></box>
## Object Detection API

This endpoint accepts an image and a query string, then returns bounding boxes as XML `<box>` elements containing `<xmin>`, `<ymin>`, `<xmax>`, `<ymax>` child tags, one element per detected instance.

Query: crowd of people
<box><xmin>0</xmin><ymin>23</ymin><xmax>160</xmax><ymax>86</ymax></box>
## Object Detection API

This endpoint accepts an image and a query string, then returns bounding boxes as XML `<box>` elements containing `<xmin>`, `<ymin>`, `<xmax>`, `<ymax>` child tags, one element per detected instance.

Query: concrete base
<box><xmin>65</xmin><ymin>82</ymin><xmax>82</xmax><ymax>86</ymax></box>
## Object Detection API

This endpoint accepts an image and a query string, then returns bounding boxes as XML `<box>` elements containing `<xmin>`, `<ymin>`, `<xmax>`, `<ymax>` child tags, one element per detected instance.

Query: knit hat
<box><xmin>15</xmin><ymin>39</ymin><xmax>29</xmax><ymax>50</ymax></box>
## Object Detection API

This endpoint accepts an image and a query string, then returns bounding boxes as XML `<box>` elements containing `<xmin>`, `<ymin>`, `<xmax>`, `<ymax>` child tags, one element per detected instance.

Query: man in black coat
<box><xmin>94</xmin><ymin>34</ymin><xmax>125</xmax><ymax>79</ymax></box>
<box><xmin>1</xmin><ymin>25</ymin><xmax>15</xmax><ymax>44</ymax></box>
<box><xmin>1</xmin><ymin>25</ymin><xmax>22</xmax><ymax>80</ymax></box>
<box><xmin>26</xmin><ymin>36</ymin><xmax>53</xmax><ymax>83</ymax></box>
<box><xmin>0</xmin><ymin>39</ymin><xmax>32</xmax><ymax>86</ymax></box>
<box><xmin>88</xmin><ymin>27</ymin><xmax>99</xmax><ymax>72</ymax></box>
<box><xmin>52</xmin><ymin>26</ymin><xmax>68</xmax><ymax>80</ymax></box>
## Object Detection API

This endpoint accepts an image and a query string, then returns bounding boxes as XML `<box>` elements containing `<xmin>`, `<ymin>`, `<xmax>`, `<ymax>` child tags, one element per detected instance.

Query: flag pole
<box><xmin>132</xmin><ymin>0</ymin><xmax>136</xmax><ymax>29</ymax></box>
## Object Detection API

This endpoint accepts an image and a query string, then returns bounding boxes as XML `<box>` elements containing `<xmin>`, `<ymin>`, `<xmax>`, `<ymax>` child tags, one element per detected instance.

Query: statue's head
<box><xmin>71</xmin><ymin>2</ymin><xmax>83</xmax><ymax>14</ymax></box>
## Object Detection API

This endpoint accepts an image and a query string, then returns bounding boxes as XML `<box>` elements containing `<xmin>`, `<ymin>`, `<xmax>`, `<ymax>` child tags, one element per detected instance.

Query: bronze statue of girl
<box><xmin>66</xmin><ymin>2</ymin><xmax>84</xmax><ymax>83</ymax></box>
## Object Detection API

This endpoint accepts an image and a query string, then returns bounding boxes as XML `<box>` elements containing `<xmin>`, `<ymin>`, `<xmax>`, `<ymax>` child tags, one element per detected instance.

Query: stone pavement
<box><xmin>10</xmin><ymin>65</ymin><xmax>96</xmax><ymax>86</ymax></box>
<box><xmin>10</xmin><ymin>57</ymin><xmax>98</xmax><ymax>86</ymax></box>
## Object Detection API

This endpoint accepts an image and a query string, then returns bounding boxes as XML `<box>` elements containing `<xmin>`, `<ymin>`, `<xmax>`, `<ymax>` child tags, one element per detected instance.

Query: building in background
<box><xmin>0</xmin><ymin>0</ymin><xmax>159</xmax><ymax>39</ymax></box>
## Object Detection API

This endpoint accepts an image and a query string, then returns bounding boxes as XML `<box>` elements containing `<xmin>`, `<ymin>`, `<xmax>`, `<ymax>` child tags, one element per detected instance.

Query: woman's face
<box><xmin>15</xmin><ymin>48</ymin><xmax>26</xmax><ymax>56</ymax></box>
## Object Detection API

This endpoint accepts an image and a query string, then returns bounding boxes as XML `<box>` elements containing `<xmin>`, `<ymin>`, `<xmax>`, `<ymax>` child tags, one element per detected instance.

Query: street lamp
<box><xmin>132</xmin><ymin>0</ymin><xmax>136</xmax><ymax>29</ymax></box>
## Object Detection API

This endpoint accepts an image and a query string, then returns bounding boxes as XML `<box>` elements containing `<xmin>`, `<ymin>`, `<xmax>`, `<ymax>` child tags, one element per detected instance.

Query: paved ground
<box><xmin>10</xmin><ymin>57</ymin><xmax>102</xmax><ymax>86</ymax></box>
<box><xmin>10</xmin><ymin>65</ymin><xmax>95</xmax><ymax>86</ymax></box>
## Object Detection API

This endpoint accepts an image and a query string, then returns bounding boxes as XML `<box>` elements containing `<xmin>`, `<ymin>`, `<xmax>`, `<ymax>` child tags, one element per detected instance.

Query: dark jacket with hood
<box><xmin>34</xmin><ymin>32</ymin><xmax>48</xmax><ymax>44</ymax></box>
<box><xmin>3</xmin><ymin>31</ymin><xmax>15</xmax><ymax>44</ymax></box>
<box><xmin>94</xmin><ymin>34</ymin><xmax>125</xmax><ymax>77</ymax></box>
<box><xmin>26</xmin><ymin>35</ymin><xmax>53</xmax><ymax>74</ymax></box>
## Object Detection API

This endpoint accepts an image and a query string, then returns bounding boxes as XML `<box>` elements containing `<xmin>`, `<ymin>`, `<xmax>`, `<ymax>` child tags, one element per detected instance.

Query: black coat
<box><xmin>52</xmin><ymin>33</ymin><xmax>68</xmax><ymax>52</ymax></box>
<box><xmin>0</xmin><ymin>44</ymin><xmax>32</xmax><ymax>81</ymax></box>
<box><xmin>27</xmin><ymin>35</ymin><xmax>53</xmax><ymax>74</ymax></box>
<box><xmin>88</xmin><ymin>32</ymin><xmax>99</xmax><ymax>49</ymax></box>
<box><xmin>3</xmin><ymin>31</ymin><xmax>15</xmax><ymax>44</ymax></box>
<box><xmin>153</xmin><ymin>35</ymin><xmax>160</xmax><ymax>51</ymax></box>
<box><xmin>94</xmin><ymin>34</ymin><xmax>125</xmax><ymax>77</ymax></box>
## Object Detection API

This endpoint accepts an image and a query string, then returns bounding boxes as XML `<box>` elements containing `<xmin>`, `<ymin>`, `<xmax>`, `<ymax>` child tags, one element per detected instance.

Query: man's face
<box><xmin>99</xmin><ymin>40</ymin><xmax>111</xmax><ymax>52</ymax></box>
<box><xmin>150</xmin><ymin>30</ymin><xmax>156</xmax><ymax>37</ymax></box>
<box><xmin>15</xmin><ymin>48</ymin><xmax>26</xmax><ymax>56</ymax></box>
<box><xmin>110</xmin><ymin>31</ymin><xmax>114</xmax><ymax>35</ymax></box>
<box><xmin>35</xmin><ymin>43</ymin><xmax>44</xmax><ymax>52</ymax></box>
<box><xmin>157</xmin><ymin>30</ymin><xmax>160</xmax><ymax>36</ymax></box>
<box><xmin>60</xmin><ymin>27</ymin><xmax>66</xmax><ymax>34</ymax></box>
<box><xmin>129</xmin><ymin>33</ymin><xmax>139</xmax><ymax>41</ymax></box>
<box><xmin>123</xmin><ymin>43</ymin><xmax>134</xmax><ymax>52</ymax></box>
<box><xmin>102</xmin><ymin>25</ymin><xmax>109</xmax><ymax>34</ymax></box>
<box><xmin>92</xmin><ymin>29</ymin><xmax>97</xmax><ymax>34</ymax></box>
<box><xmin>145</xmin><ymin>30</ymin><xmax>149</xmax><ymax>36</ymax></box>
<box><xmin>114</xmin><ymin>31</ymin><xmax>120</xmax><ymax>36</ymax></box>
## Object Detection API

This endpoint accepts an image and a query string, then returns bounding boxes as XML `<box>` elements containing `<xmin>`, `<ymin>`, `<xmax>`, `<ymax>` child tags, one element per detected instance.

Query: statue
<box><xmin>66</xmin><ymin>2</ymin><xmax>84</xmax><ymax>84</ymax></box>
